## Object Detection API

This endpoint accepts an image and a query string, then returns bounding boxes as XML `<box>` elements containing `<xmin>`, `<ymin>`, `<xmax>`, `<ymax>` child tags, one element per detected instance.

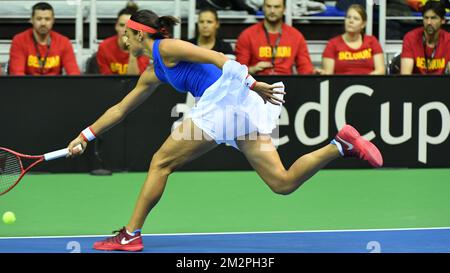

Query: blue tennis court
<box><xmin>1</xmin><ymin>228</ymin><xmax>449</xmax><ymax>253</ymax></box>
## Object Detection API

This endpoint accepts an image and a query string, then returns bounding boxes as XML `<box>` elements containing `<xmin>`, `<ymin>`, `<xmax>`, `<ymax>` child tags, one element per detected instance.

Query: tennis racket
<box><xmin>0</xmin><ymin>144</ymin><xmax>82</xmax><ymax>196</ymax></box>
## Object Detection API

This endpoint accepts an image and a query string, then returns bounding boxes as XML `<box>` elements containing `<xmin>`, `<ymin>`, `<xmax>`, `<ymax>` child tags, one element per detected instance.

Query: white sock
<box><xmin>331</xmin><ymin>139</ymin><xmax>344</xmax><ymax>156</ymax></box>
<box><xmin>126</xmin><ymin>229</ymin><xmax>136</xmax><ymax>236</ymax></box>
<box><xmin>126</xmin><ymin>228</ymin><xmax>141</xmax><ymax>236</ymax></box>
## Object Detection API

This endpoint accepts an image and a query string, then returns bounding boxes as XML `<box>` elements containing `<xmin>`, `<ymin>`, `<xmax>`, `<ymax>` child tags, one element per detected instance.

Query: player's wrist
<box><xmin>80</xmin><ymin>126</ymin><xmax>96</xmax><ymax>142</ymax></box>
<box><xmin>245</xmin><ymin>74</ymin><xmax>257</xmax><ymax>90</ymax></box>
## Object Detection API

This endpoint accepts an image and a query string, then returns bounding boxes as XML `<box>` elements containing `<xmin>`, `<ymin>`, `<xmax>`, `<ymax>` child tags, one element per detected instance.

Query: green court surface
<box><xmin>1</xmin><ymin>169</ymin><xmax>449</xmax><ymax>237</ymax></box>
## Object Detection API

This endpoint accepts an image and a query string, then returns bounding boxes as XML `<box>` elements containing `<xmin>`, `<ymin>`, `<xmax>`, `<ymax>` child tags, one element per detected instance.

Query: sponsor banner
<box><xmin>0</xmin><ymin>76</ymin><xmax>448</xmax><ymax>172</ymax></box>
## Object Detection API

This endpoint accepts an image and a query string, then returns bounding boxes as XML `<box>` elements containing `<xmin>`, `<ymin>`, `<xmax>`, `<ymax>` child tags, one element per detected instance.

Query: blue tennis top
<box><xmin>152</xmin><ymin>39</ymin><xmax>223</xmax><ymax>97</ymax></box>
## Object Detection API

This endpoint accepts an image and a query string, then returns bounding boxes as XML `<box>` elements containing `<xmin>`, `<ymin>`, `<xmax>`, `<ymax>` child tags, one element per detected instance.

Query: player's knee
<box><xmin>268</xmin><ymin>173</ymin><xmax>294</xmax><ymax>195</ymax></box>
<box><xmin>270</xmin><ymin>184</ymin><xmax>294</xmax><ymax>195</ymax></box>
<box><xmin>150</xmin><ymin>151</ymin><xmax>176</xmax><ymax>175</ymax></box>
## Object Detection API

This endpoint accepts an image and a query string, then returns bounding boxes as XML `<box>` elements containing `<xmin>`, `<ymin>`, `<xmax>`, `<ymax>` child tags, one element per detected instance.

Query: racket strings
<box><xmin>0</xmin><ymin>150</ymin><xmax>22</xmax><ymax>194</ymax></box>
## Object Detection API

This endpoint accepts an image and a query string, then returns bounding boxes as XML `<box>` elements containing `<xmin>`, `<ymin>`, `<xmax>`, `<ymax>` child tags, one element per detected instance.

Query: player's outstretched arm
<box><xmin>159</xmin><ymin>39</ymin><xmax>286</xmax><ymax>106</ymax></box>
<box><xmin>67</xmin><ymin>67</ymin><xmax>160</xmax><ymax>156</ymax></box>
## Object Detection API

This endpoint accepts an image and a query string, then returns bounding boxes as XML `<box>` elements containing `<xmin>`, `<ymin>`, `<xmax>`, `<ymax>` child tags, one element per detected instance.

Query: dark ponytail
<box><xmin>130</xmin><ymin>10</ymin><xmax>180</xmax><ymax>39</ymax></box>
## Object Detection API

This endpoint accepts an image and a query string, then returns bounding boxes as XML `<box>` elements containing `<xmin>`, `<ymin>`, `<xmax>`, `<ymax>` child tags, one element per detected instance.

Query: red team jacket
<box><xmin>97</xmin><ymin>35</ymin><xmax>150</xmax><ymax>75</ymax></box>
<box><xmin>322</xmin><ymin>35</ymin><xmax>383</xmax><ymax>74</ymax></box>
<box><xmin>401</xmin><ymin>27</ymin><xmax>450</xmax><ymax>74</ymax></box>
<box><xmin>9</xmin><ymin>29</ymin><xmax>80</xmax><ymax>75</ymax></box>
<box><xmin>235</xmin><ymin>22</ymin><xmax>314</xmax><ymax>75</ymax></box>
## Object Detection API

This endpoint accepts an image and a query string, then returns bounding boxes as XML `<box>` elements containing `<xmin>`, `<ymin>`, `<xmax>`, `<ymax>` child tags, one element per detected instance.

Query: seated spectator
<box><xmin>235</xmin><ymin>0</ymin><xmax>314</xmax><ymax>75</ymax></box>
<box><xmin>401</xmin><ymin>1</ymin><xmax>450</xmax><ymax>74</ymax></box>
<box><xmin>321</xmin><ymin>4</ymin><xmax>385</xmax><ymax>75</ymax></box>
<box><xmin>188</xmin><ymin>7</ymin><xmax>234</xmax><ymax>59</ymax></box>
<box><xmin>8</xmin><ymin>2</ymin><xmax>80</xmax><ymax>76</ymax></box>
<box><xmin>97</xmin><ymin>3</ymin><xmax>150</xmax><ymax>75</ymax></box>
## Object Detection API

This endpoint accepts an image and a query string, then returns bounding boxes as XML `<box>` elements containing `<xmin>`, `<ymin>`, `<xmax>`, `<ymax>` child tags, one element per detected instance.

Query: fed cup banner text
<box><xmin>0</xmin><ymin>76</ymin><xmax>448</xmax><ymax>170</ymax></box>
<box><xmin>171</xmin><ymin>76</ymin><xmax>450</xmax><ymax>168</ymax></box>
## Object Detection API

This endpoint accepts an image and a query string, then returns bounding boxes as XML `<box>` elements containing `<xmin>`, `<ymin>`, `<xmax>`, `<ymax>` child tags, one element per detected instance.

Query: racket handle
<box><xmin>44</xmin><ymin>144</ymin><xmax>83</xmax><ymax>161</ymax></box>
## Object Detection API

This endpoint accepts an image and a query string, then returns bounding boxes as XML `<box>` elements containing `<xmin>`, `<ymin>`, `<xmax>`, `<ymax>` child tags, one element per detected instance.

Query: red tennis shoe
<box><xmin>335</xmin><ymin>125</ymin><xmax>383</xmax><ymax>168</ymax></box>
<box><xmin>93</xmin><ymin>227</ymin><xmax>143</xmax><ymax>252</ymax></box>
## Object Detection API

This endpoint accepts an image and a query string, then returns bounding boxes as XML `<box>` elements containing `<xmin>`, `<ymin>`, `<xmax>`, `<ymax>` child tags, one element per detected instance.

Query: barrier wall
<box><xmin>0</xmin><ymin>75</ymin><xmax>449</xmax><ymax>172</ymax></box>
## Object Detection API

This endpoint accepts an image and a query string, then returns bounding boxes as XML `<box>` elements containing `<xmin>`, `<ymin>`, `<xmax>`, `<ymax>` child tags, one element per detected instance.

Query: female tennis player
<box><xmin>67</xmin><ymin>10</ymin><xmax>383</xmax><ymax>251</ymax></box>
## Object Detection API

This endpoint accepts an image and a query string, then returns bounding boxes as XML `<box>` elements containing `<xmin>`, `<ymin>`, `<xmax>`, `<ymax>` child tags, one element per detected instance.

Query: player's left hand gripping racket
<box><xmin>0</xmin><ymin>144</ymin><xmax>82</xmax><ymax>196</ymax></box>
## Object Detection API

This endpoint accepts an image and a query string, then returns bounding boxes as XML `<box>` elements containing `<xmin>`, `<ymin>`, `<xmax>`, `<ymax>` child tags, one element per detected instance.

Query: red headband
<box><xmin>126</xmin><ymin>19</ymin><xmax>158</xmax><ymax>34</ymax></box>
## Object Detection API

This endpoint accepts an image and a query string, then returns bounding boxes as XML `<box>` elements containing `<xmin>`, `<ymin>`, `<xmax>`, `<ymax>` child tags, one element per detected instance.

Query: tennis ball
<box><xmin>2</xmin><ymin>211</ymin><xmax>16</xmax><ymax>225</ymax></box>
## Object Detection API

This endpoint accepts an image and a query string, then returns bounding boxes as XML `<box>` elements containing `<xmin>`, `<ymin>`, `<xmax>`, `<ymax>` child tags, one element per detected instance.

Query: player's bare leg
<box><xmin>126</xmin><ymin>118</ymin><xmax>217</xmax><ymax>231</ymax></box>
<box><xmin>237</xmin><ymin>125</ymin><xmax>383</xmax><ymax>195</ymax></box>
<box><xmin>237</xmin><ymin>135</ymin><xmax>340</xmax><ymax>195</ymax></box>
<box><xmin>93</xmin><ymin>118</ymin><xmax>217</xmax><ymax>251</ymax></box>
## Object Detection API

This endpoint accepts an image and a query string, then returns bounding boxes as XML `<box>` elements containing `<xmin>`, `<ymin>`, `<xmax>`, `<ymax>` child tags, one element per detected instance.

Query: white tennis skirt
<box><xmin>186</xmin><ymin>60</ymin><xmax>284</xmax><ymax>149</ymax></box>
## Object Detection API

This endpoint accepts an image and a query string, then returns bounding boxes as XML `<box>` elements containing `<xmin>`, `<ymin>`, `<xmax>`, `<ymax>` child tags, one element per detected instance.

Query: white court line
<box><xmin>1</xmin><ymin>226</ymin><xmax>450</xmax><ymax>240</ymax></box>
